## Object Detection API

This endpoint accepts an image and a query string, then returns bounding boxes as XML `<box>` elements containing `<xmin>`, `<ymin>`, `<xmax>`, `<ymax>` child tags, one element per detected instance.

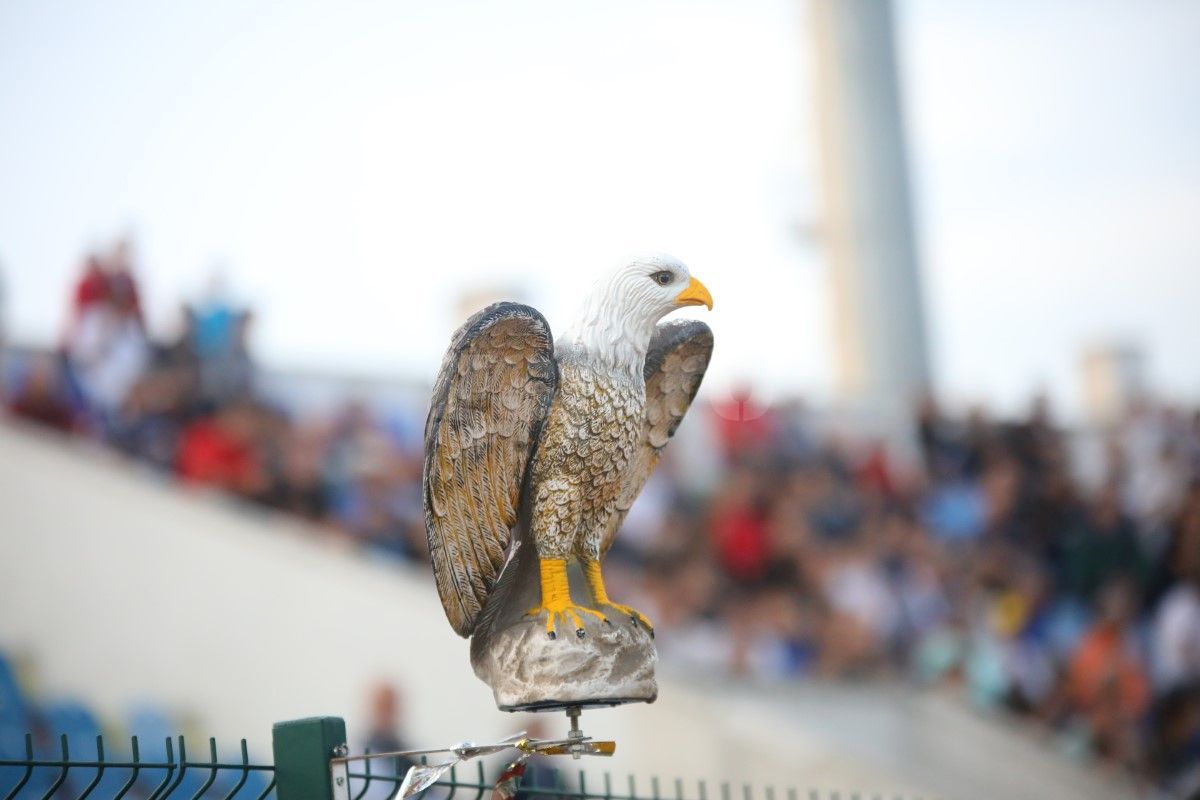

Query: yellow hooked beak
<box><xmin>675</xmin><ymin>276</ymin><xmax>713</xmax><ymax>310</ymax></box>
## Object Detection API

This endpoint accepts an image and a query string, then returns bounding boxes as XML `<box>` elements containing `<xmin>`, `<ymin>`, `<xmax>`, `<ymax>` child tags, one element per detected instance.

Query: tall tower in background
<box><xmin>810</xmin><ymin>0</ymin><xmax>930</xmax><ymax>454</ymax></box>
<box><xmin>1080</xmin><ymin>343</ymin><xmax>1145</xmax><ymax>426</ymax></box>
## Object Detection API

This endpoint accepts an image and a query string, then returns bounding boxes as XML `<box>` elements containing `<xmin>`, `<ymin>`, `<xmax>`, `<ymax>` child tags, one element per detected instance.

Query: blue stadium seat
<box><xmin>204</xmin><ymin>739</ymin><xmax>274</xmax><ymax>798</ymax></box>
<box><xmin>0</xmin><ymin>654</ymin><xmax>29</xmax><ymax>742</ymax></box>
<box><xmin>38</xmin><ymin>698</ymin><xmax>128</xmax><ymax>795</ymax></box>
<box><xmin>0</xmin><ymin>654</ymin><xmax>43</xmax><ymax>796</ymax></box>
<box><xmin>126</xmin><ymin>705</ymin><xmax>207</xmax><ymax>796</ymax></box>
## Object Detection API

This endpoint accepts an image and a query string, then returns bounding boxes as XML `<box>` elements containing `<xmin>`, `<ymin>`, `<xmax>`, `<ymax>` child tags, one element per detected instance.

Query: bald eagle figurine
<box><xmin>423</xmin><ymin>255</ymin><xmax>712</xmax><ymax>709</ymax></box>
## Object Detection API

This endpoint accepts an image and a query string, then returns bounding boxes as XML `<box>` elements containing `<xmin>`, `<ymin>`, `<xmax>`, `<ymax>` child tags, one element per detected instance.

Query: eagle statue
<box><xmin>422</xmin><ymin>255</ymin><xmax>712</xmax><ymax>707</ymax></box>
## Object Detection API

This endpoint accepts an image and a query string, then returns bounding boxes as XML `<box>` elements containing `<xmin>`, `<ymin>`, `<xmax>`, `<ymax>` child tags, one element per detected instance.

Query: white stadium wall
<box><xmin>0</xmin><ymin>422</ymin><xmax>1129</xmax><ymax>800</ymax></box>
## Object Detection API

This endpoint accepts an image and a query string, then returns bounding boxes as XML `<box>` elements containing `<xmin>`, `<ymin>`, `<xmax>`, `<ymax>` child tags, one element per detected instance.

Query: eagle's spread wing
<box><xmin>423</xmin><ymin>302</ymin><xmax>558</xmax><ymax>637</ymax></box>
<box><xmin>601</xmin><ymin>319</ymin><xmax>714</xmax><ymax>554</ymax></box>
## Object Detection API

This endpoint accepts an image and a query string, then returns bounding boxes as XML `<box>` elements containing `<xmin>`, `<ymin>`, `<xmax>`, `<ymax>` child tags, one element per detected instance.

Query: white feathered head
<box><xmin>565</xmin><ymin>254</ymin><xmax>713</xmax><ymax>374</ymax></box>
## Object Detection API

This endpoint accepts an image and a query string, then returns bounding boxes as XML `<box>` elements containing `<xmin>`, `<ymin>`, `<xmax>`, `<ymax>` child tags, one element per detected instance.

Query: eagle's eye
<box><xmin>651</xmin><ymin>271</ymin><xmax>673</xmax><ymax>286</ymax></box>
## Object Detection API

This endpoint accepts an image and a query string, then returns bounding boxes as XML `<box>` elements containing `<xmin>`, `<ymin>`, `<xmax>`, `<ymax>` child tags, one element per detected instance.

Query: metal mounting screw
<box><xmin>565</xmin><ymin>705</ymin><xmax>584</xmax><ymax>760</ymax></box>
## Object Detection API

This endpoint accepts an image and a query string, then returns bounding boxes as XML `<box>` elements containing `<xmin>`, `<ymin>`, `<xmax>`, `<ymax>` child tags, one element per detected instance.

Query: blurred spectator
<box><xmin>920</xmin><ymin>478</ymin><xmax>986</xmax><ymax>543</ymax></box>
<box><xmin>176</xmin><ymin>401</ymin><xmax>264</xmax><ymax>494</ymax></box>
<box><xmin>65</xmin><ymin>254</ymin><xmax>109</xmax><ymax>336</ymax></box>
<box><xmin>1062</xmin><ymin>482</ymin><xmax>1146</xmax><ymax>605</ymax></box>
<box><xmin>261</xmin><ymin>425</ymin><xmax>331</xmax><ymax>521</ymax></box>
<box><xmin>7</xmin><ymin>356</ymin><xmax>75</xmax><ymax>433</ymax></box>
<box><xmin>359</xmin><ymin>683</ymin><xmax>416</xmax><ymax>797</ymax></box>
<box><xmin>105</xmin><ymin>238</ymin><xmax>144</xmax><ymax>326</ymax></box>
<box><xmin>110</xmin><ymin>366</ymin><xmax>196</xmax><ymax>470</ymax></box>
<box><xmin>709</xmin><ymin>468</ymin><xmax>770</xmax><ymax>584</ymax></box>
<box><xmin>1068</xmin><ymin>580</ymin><xmax>1150</xmax><ymax>765</ymax></box>
<box><xmin>1151</xmin><ymin>561</ymin><xmax>1200</xmax><ymax>691</ymax></box>
<box><xmin>1146</xmin><ymin>684</ymin><xmax>1200</xmax><ymax>795</ymax></box>
<box><xmin>64</xmin><ymin>252</ymin><xmax>149</xmax><ymax>420</ymax></box>
<box><xmin>192</xmin><ymin>275</ymin><xmax>255</xmax><ymax>405</ymax></box>
<box><xmin>818</xmin><ymin>538</ymin><xmax>895</xmax><ymax>676</ymax></box>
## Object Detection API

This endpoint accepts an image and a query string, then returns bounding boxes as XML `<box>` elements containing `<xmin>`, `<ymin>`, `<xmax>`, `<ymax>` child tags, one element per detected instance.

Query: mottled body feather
<box><xmin>529</xmin><ymin>349</ymin><xmax>644</xmax><ymax>559</ymax></box>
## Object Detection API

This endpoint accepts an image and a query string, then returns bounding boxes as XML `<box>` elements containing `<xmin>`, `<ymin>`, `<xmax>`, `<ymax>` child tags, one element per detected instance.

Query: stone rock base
<box><xmin>472</xmin><ymin>614</ymin><xmax>657</xmax><ymax>712</ymax></box>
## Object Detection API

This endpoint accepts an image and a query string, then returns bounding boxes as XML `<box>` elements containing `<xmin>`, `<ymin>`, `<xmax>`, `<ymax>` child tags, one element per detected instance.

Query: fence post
<box><xmin>272</xmin><ymin>716</ymin><xmax>348</xmax><ymax>800</ymax></box>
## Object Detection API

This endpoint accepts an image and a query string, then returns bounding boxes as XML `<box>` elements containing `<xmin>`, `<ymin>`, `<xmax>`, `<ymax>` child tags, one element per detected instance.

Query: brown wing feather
<box><xmin>423</xmin><ymin>303</ymin><xmax>558</xmax><ymax>636</ymax></box>
<box><xmin>600</xmin><ymin>320</ymin><xmax>713</xmax><ymax>554</ymax></box>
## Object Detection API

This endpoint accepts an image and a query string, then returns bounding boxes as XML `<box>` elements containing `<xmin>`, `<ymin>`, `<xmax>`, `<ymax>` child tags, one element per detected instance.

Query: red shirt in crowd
<box><xmin>712</xmin><ymin>504</ymin><xmax>769</xmax><ymax>582</ymax></box>
<box><xmin>176</xmin><ymin>419</ymin><xmax>258</xmax><ymax>491</ymax></box>
<box><xmin>1068</xmin><ymin>622</ymin><xmax>1149</xmax><ymax>719</ymax></box>
<box><xmin>73</xmin><ymin>261</ymin><xmax>109</xmax><ymax>314</ymax></box>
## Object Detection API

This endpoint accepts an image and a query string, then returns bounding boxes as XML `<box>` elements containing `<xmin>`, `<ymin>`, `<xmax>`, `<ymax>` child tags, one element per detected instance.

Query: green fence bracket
<box><xmin>272</xmin><ymin>716</ymin><xmax>348</xmax><ymax>800</ymax></box>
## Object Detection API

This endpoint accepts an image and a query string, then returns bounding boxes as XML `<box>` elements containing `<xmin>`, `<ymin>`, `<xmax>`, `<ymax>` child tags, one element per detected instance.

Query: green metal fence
<box><xmin>0</xmin><ymin>731</ymin><xmax>275</xmax><ymax>799</ymax></box>
<box><xmin>0</xmin><ymin>717</ymin><xmax>926</xmax><ymax>800</ymax></box>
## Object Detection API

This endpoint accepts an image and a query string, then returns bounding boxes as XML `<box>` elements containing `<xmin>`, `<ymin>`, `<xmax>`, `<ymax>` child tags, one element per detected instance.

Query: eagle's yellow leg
<box><xmin>525</xmin><ymin>558</ymin><xmax>608</xmax><ymax>639</ymax></box>
<box><xmin>582</xmin><ymin>558</ymin><xmax>654</xmax><ymax>634</ymax></box>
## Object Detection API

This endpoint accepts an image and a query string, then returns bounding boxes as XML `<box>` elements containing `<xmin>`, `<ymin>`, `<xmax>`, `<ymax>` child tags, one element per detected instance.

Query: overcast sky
<box><xmin>1</xmin><ymin>0</ymin><xmax>1197</xmax><ymax>416</ymax></box>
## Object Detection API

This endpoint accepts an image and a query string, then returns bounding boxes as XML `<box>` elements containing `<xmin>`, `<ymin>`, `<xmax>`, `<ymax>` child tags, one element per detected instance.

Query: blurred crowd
<box><xmin>4</xmin><ymin>244</ymin><xmax>1199</xmax><ymax>794</ymax></box>
<box><xmin>621</xmin><ymin>395</ymin><xmax>1200</xmax><ymax>794</ymax></box>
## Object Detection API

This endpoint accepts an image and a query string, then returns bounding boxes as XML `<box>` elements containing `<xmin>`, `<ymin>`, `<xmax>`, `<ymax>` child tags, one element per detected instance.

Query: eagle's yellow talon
<box><xmin>527</xmin><ymin>558</ymin><xmax>607</xmax><ymax>639</ymax></box>
<box><xmin>581</xmin><ymin>558</ymin><xmax>654</xmax><ymax>634</ymax></box>
<box><xmin>608</xmin><ymin>602</ymin><xmax>654</xmax><ymax>632</ymax></box>
<box><xmin>525</xmin><ymin>603</ymin><xmax>607</xmax><ymax>638</ymax></box>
